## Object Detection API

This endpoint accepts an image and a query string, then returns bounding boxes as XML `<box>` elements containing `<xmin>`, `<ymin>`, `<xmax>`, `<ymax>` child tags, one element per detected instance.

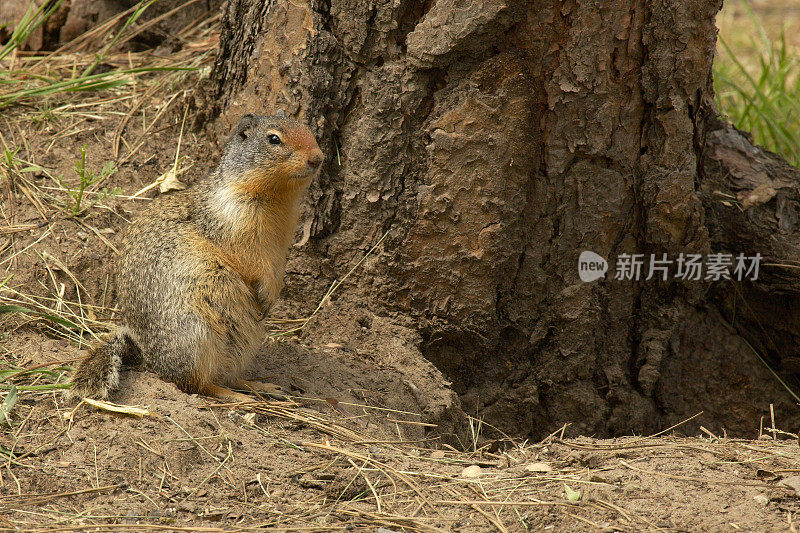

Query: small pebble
<box><xmin>461</xmin><ymin>465</ymin><xmax>483</xmax><ymax>478</ymax></box>
<box><xmin>779</xmin><ymin>476</ymin><xmax>800</xmax><ymax>495</ymax></box>
<box><xmin>525</xmin><ymin>462</ymin><xmax>553</xmax><ymax>473</ymax></box>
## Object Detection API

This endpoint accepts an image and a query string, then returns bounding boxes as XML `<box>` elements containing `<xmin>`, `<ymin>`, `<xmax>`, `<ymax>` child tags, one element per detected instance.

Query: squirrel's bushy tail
<box><xmin>69</xmin><ymin>327</ymin><xmax>140</xmax><ymax>400</ymax></box>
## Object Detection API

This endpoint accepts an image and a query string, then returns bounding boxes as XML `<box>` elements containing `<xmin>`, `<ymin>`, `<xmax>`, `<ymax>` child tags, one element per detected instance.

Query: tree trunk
<box><xmin>207</xmin><ymin>0</ymin><xmax>800</xmax><ymax>439</ymax></box>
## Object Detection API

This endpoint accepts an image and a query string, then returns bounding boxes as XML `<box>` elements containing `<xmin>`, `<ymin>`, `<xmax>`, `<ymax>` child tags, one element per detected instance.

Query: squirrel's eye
<box><xmin>267</xmin><ymin>134</ymin><xmax>282</xmax><ymax>145</ymax></box>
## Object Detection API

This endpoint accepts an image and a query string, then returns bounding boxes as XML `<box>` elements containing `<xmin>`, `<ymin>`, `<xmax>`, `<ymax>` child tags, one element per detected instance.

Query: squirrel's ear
<box><xmin>235</xmin><ymin>113</ymin><xmax>259</xmax><ymax>140</ymax></box>
<box><xmin>274</xmin><ymin>109</ymin><xmax>287</xmax><ymax>119</ymax></box>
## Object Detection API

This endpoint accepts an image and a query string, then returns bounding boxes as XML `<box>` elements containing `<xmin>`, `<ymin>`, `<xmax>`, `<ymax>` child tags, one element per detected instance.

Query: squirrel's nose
<box><xmin>307</xmin><ymin>149</ymin><xmax>323</xmax><ymax>169</ymax></box>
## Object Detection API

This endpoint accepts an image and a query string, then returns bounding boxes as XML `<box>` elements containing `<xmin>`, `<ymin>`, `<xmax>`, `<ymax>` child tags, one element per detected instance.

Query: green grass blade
<box><xmin>714</xmin><ymin>11</ymin><xmax>800</xmax><ymax>166</ymax></box>
<box><xmin>82</xmin><ymin>0</ymin><xmax>160</xmax><ymax>78</ymax></box>
<box><xmin>0</xmin><ymin>0</ymin><xmax>66</xmax><ymax>62</ymax></box>
<box><xmin>0</xmin><ymin>385</ymin><xmax>18</xmax><ymax>426</ymax></box>
<box><xmin>0</xmin><ymin>366</ymin><xmax>68</xmax><ymax>382</ymax></box>
<box><xmin>0</xmin><ymin>304</ymin><xmax>82</xmax><ymax>331</ymax></box>
<box><xmin>0</xmin><ymin>66</ymin><xmax>195</xmax><ymax>108</ymax></box>
<box><xmin>0</xmin><ymin>383</ymin><xmax>72</xmax><ymax>391</ymax></box>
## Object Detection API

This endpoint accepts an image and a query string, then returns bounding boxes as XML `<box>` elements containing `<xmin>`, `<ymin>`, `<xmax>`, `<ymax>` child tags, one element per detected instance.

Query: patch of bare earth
<box><xmin>2</xmin><ymin>354</ymin><xmax>800</xmax><ymax>532</ymax></box>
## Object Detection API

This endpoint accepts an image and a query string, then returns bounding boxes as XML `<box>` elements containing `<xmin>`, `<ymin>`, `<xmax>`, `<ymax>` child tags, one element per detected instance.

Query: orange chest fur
<box><xmin>205</xmin><ymin>180</ymin><xmax>305</xmax><ymax>295</ymax></box>
<box><xmin>220</xmin><ymin>236</ymin><xmax>286</xmax><ymax>285</ymax></box>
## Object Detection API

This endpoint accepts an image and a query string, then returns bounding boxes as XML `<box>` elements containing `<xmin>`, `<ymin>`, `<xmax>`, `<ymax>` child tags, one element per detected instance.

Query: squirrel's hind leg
<box><xmin>182</xmin><ymin>260</ymin><xmax>265</xmax><ymax>402</ymax></box>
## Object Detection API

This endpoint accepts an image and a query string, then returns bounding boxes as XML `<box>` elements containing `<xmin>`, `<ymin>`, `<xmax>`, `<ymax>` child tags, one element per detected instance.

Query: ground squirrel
<box><xmin>69</xmin><ymin>113</ymin><xmax>324</xmax><ymax>403</ymax></box>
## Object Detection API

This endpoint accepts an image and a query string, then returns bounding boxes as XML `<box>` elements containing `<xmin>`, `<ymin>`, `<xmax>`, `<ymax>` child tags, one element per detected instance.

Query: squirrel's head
<box><xmin>220</xmin><ymin>113</ymin><xmax>324</xmax><ymax>196</ymax></box>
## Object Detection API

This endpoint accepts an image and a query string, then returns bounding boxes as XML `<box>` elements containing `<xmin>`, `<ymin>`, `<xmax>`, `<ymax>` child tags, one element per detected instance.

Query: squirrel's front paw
<box><xmin>253</xmin><ymin>284</ymin><xmax>273</xmax><ymax>320</ymax></box>
<box><xmin>240</xmin><ymin>380</ymin><xmax>289</xmax><ymax>401</ymax></box>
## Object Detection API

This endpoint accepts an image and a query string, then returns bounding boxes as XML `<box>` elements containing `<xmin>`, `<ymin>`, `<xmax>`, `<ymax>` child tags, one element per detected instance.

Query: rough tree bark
<box><xmin>203</xmin><ymin>0</ymin><xmax>800</xmax><ymax>439</ymax></box>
